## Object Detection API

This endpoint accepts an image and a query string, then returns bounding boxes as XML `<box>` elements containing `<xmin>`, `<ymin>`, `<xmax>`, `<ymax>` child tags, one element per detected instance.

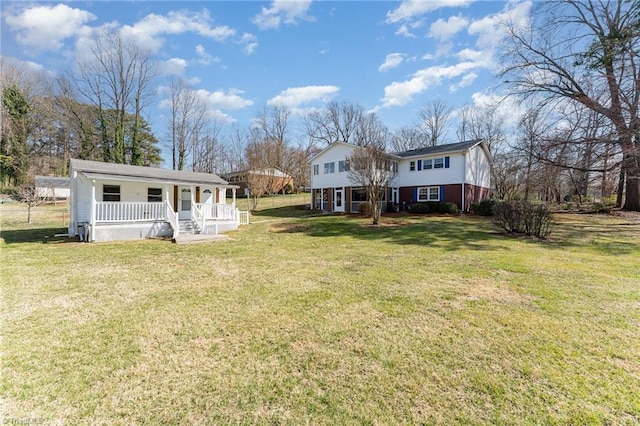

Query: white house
<box><xmin>309</xmin><ymin>139</ymin><xmax>491</xmax><ymax>213</ymax></box>
<box><xmin>68</xmin><ymin>159</ymin><xmax>248</xmax><ymax>242</ymax></box>
<box><xmin>35</xmin><ymin>176</ymin><xmax>70</xmax><ymax>199</ymax></box>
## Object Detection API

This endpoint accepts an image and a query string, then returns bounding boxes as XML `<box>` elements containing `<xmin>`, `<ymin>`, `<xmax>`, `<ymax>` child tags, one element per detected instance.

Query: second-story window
<box><xmin>324</xmin><ymin>162</ymin><xmax>335</xmax><ymax>174</ymax></box>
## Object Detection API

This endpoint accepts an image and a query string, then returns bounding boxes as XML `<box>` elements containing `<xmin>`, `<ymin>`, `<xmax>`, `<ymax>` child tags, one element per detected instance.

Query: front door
<box><xmin>179</xmin><ymin>187</ymin><xmax>192</xmax><ymax>220</ymax></box>
<box><xmin>334</xmin><ymin>188</ymin><xmax>344</xmax><ymax>213</ymax></box>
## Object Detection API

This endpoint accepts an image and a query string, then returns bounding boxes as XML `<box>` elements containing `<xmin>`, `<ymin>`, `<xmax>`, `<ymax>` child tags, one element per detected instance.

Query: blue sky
<box><xmin>1</xmin><ymin>0</ymin><xmax>531</xmax><ymax>145</ymax></box>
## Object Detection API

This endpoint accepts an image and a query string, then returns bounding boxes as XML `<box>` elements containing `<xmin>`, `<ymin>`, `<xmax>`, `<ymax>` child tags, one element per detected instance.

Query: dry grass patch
<box><xmin>2</xmin><ymin>205</ymin><xmax>639</xmax><ymax>424</ymax></box>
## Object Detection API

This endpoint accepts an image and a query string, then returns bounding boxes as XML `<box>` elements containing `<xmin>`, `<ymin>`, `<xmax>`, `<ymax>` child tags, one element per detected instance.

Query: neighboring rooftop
<box><xmin>35</xmin><ymin>176</ymin><xmax>70</xmax><ymax>188</ymax></box>
<box><xmin>393</xmin><ymin>139</ymin><xmax>483</xmax><ymax>158</ymax></box>
<box><xmin>70</xmin><ymin>159</ymin><xmax>231</xmax><ymax>186</ymax></box>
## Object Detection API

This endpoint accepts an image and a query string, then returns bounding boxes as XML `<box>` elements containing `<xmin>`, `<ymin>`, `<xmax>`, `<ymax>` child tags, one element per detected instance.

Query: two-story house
<box><xmin>309</xmin><ymin>139</ymin><xmax>491</xmax><ymax>213</ymax></box>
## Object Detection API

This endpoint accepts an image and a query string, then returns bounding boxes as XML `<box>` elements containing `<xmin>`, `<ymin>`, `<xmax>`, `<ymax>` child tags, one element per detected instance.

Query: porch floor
<box><xmin>173</xmin><ymin>233</ymin><xmax>230</xmax><ymax>244</ymax></box>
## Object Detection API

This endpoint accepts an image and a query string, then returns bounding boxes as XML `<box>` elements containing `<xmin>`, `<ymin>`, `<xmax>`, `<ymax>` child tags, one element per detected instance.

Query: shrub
<box><xmin>439</xmin><ymin>202</ymin><xmax>459</xmax><ymax>215</ymax></box>
<box><xmin>470</xmin><ymin>202</ymin><xmax>480</xmax><ymax>213</ymax></box>
<box><xmin>426</xmin><ymin>201</ymin><xmax>440</xmax><ymax>213</ymax></box>
<box><xmin>493</xmin><ymin>200</ymin><xmax>553</xmax><ymax>238</ymax></box>
<box><xmin>358</xmin><ymin>202</ymin><xmax>371</xmax><ymax>216</ymax></box>
<box><xmin>409</xmin><ymin>203</ymin><xmax>430</xmax><ymax>214</ymax></box>
<box><xmin>476</xmin><ymin>198</ymin><xmax>497</xmax><ymax>216</ymax></box>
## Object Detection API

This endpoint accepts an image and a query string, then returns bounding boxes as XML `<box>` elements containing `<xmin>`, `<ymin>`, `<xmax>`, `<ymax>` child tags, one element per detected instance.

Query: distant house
<box><xmin>308</xmin><ymin>139</ymin><xmax>491</xmax><ymax>213</ymax></box>
<box><xmin>221</xmin><ymin>167</ymin><xmax>293</xmax><ymax>197</ymax></box>
<box><xmin>35</xmin><ymin>176</ymin><xmax>70</xmax><ymax>200</ymax></box>
<box><xmin>68</xmin><ymin>159</ymin><xmax>248</xmax><ymax>243</ymax></box>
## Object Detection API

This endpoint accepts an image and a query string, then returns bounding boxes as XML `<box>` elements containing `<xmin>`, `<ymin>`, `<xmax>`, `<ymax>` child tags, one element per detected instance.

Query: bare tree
<box><xmin>348</xmin><ymin>146</ymin><xmax>398</xmax><ymax>225</ymax></box>
<box><xmin>304</xmin><ymin>101</ymin><xmax>365</xmax><ymax>146</ymax></box>
<box><xmin>16</xmin><ymin>181</ymin><xmax>47</xmax><ymax>223</ymax></box>
<box><xmin>391</xmin><ymin>127</ymin><xmax>424</xmax><ymax>152</ymax></box>
<box><xmin>501</xmin><ymin>0</ymin><xmax>640</xmax><ymax>210</ymax></box>
<box><xmin>418</xmin><ymin>99</ymin><xmax>452</xmax><ymax>146</ymax></box>
<box><xmin>75</xmin><ymin>30</ymin><xmax>157</xmax><ymax>164</ymax></box>
<box><xmin>457</xmin><ymin>103</ymin><xmax>506</xmax><ymax>156</ymax></box>
<box><xmin>164</xmin><ymin>78</ymin><xmax>209</xmax><ymax>171</ymax></box>
<box><xmin>347</xmin><ymin>113</ymin><xmax>395</xmax><ymax>224</ymax></box>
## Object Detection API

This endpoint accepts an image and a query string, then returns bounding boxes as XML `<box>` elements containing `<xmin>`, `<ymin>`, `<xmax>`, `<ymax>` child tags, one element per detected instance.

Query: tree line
<box><xmin>1</xmin><ymin>1</ymin><xmax>638</xmax><ymax>210</ymax></box>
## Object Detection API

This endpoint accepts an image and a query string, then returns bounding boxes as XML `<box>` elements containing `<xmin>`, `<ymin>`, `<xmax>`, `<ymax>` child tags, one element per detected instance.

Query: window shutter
<box><xmin>444</xmin><ymin>156</ymin><xmax>450</xmax><ymax>168</ymax></box>
<box><xmin>440</xmin><ymin>186</ymin><xmax>445</xmax><ymax>201</ymax></box>
<box><xmin>413</xmin><ymin>187</ymin><xmax>417</xmax><ymax>202</ymax></box>
<box><xmin>417</xmin><ymin>160</ymin><xmax>422</xmax><ymax>171</ymax></box>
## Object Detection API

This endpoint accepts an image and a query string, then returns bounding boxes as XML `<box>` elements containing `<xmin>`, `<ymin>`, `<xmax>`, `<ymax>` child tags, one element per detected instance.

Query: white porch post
<box><xmin>321</xmin><ymin>189</ymin><xmax>324</xmax><ymax>211</ymax></box>
<box><xmin>90</xmin><ymin>180</ymin><xmax>96</xmax><ymax>242</ymax></box>
<box><xmin>232</xmin><ymin>188</ymin><xmax>236</xmax><ymax>208</ymax></box>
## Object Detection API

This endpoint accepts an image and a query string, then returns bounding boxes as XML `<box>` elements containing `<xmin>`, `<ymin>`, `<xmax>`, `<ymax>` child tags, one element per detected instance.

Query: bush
<box><xmin>358</xmin><ymin>202</ymin><xmax>371</xmax><ymax>216</ymax></box>
<box><xmin>476</xmin><ymin>198</ymin><xmax>497</xmax><ymax>216</ymax></box>
<box><xmin>470</xmin><ymin>202</ymin><xmax>480</xmax><ymax>213</ymax></box>
<box><xmin>493</xmin><ymin>200</ymin><xmax>553</xmax><ymax>238</ymax></box>
<box><xmin>409</xmin><ymin>203</ymin><xmax>430</xmax><ymax>214</ymax></box>
<box><xmin>439</xmin><ymin>202</ymin><xmax>459</xmax><ymax>215</ymax></box>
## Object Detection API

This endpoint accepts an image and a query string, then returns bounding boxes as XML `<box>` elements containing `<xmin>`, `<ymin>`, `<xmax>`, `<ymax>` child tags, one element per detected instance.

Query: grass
<box><xmin>1</xmin><ymin>200</ymin><xmax>639</xmax><ymax>424</ymax></box>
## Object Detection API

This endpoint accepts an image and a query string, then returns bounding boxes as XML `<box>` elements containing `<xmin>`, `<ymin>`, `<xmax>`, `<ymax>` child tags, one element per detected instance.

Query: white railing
<box><xmin>238</xmin><ymin>210</ymin><xmax>250</xmax><ymax>225</ymax></box>
<box><xmin>195</xmin><ymin>203</ymin><xmax>237</xmax><ymax>221</ymax></box>
<box><xmin>165</xmin><ymin>201</ymin><xmax>179</xmax><ymax>240</ymax></box>
<box><xmin>192</xmin><ymin>203</ymin><xmax>206</xmax><ymax>234</ymax></box>
<box><xmin>95</xmin><ymin>202</ymin><xmax>166</xmax><ymax>222</ymax></box>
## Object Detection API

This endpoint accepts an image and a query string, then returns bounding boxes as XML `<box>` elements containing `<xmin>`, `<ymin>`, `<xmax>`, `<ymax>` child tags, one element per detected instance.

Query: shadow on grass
<box><xmin>0</xmin><ymin>227</ymin><xmax>77</xmax><ymax>244</ymax></box>
<box><xmin>271</xmin><ymin>215</ymin><xmax>504</xmax><ymax>252</ymax></box>
<box><xmin>251</xmin><ymin>205</ymin><xmax>317</xmax><ymax>219</ymax></box>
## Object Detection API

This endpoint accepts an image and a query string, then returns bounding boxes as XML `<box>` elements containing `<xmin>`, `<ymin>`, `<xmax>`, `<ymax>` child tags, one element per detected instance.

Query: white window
<box><xmin>410</xmin><ymin>161</ymin><xmax>416</xmax><ymax>171</ymax></box>
<box><xmin>313</xmin><ymin>164</ymin><xmax>319</xmax><ymax>175</ymax></box>
<box><xmin>417</xmin><ymin>186</ymin><xmax>440</xmax><ymax>202</ymax></box>
<box><xmin>424</xmin><ymin>159</ymin><xmax>432</xmax><ymax>170</ymax></box>
<box><xmin>434</xmin><ymin>158</ymin><xmax>444</xmax><ymax>169</ymax></box>
<box><xmin>147</xmin><ymin>188</ymin><xmax>162</xmax><ymax>202</ymax></box>
<box><xmin>338</xmin><ymin>159</ymin><xmax>350</xmax><ymax>172</ymax></box>
<box><xmin>324</xmin><ymin>162</ymin><xmax>335</xmax><ymax>174</ymax></box>
<box><xmin>103</xmin><ymin>185</ymin><xmax>120</xmax><ymax>202</ymax></box>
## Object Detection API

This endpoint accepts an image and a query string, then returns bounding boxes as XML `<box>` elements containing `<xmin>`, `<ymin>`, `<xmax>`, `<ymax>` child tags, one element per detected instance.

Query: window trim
<box><xmin>417</xmin><ymin>186</ymin><xmax>440</xmax><ymax>202</ymax></box>
<box><xmin>409</xmin><ymin>161</ymin><xmax>416</xmax><ymax>172</ymax></box>
<box><xmin>147</xmin><ymin>187</ymin><xmax>162</xmax><ymax>203</ymax></box>
<box><xmin>313</xmin><ymin>164</ymin><xmax>319</xmax><ymax>175</ymax></box>
<box><xmin>103</xmin><ymin>184</ymin><xmax>121</xmax><ymax>202</ymax></box>
<box><xmin>324</xmin><ymin>162</ymin><xmax>335</xmax><ymax>174</ymax></box>
<box><xmin>434</xmin><ymin>158</ymin><xmax>444</xmax><ymax>169</ymax></box>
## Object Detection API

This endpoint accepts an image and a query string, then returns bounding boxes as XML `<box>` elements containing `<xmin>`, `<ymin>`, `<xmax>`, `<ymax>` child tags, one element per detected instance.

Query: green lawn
<box><xmin>1</xmin><ymin>201</ymin><xmax>639</xmax><ymax>424</ymax></box>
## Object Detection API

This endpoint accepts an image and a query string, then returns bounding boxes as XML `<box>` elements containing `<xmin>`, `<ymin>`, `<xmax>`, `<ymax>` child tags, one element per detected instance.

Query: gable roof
<box><xmin>393</xmin><ymin>139</ymin><xmax>484</xmax><ymax>158</ymax></box>
<box><xmin>69</xmin><ymin>159</ymin><xmax>231</xmax><ymax>186</ymax></box>
<box><xmin>35</xmin><ymin>176</ymin><xmax>70</xmax><ymax>188</ymax></box>
<box><xmin>307</xmin><ymin>141</ymin><xmax>354</xmax><ymax>163</ymax></box>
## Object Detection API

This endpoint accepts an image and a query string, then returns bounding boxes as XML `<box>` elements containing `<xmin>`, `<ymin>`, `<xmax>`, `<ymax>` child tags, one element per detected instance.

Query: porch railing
<box><xmin>95</xmin><ymin>202</ymin><xmax>165</xmax><ymax>222</ymax></box>
<box><xmin>195</xmin><ymin>203</ymin><xmax>237</xmax><ymax>221</ymax></box>
<box><xmin>192</xmin><ymin>203</ymin><xmax>206</xmax><ymax>234</ymax></box>
<box><xmin>165</xmin><ymin>201</ymin><xmax>178</xmax><ymax>240</ymax></box>
<box><xmin>238</xmin><ymin>210</ymin><xmax>250</xmax><ymax>225</ymax></box>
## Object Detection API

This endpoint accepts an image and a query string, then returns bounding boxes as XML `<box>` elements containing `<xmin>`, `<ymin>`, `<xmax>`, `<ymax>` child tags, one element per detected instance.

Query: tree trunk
<box><xmin>27</xmin><ymin>205</ymin><xmax>32</xmax><ymax>223</ymax></box>
<box><xmin>616</xmin><ymin>166</ymin><xmax>626</xmax><ymax>208</ymax></box>
<box><xmin>622</xmin><ymin>151</ymin><xmax>640</xmax><ymax>211</ymax></box>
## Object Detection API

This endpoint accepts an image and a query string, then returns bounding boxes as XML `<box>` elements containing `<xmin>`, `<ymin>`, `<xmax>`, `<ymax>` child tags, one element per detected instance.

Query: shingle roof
<box><xmin>393</xmin><ymin>139</ymin><xmax>483</xmax><ymax>158</ymax></box>
<box><xmin>69</xmin><ymin>159</ymin><xmax>229</xmax><ymax>186</ymax></box>
<box><xmin>35</xmin><ymin>176</ymin><xmax>70</xmax><ymax>188</ymax></box>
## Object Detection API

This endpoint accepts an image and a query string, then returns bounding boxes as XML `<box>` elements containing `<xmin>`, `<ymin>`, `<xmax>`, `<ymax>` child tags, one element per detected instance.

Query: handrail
<box><xmin>95</xmin><ymin>201</ymin><xmax>165</xmax><ymax>222</ymax></box>
<box><xmin>165</xmin><ymin>200</ymin><xmax>179</xmax><ymax>239</ymax></box>
<box><xmin>192</xmin><ymin>203</ymin><xmax>206</xmax><ymax>234</ymax></box>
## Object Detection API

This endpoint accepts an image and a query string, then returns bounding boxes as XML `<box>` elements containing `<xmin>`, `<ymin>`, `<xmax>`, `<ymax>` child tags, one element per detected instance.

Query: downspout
<box><xmin>462</xmin><ymin>152</ymin><xmax>466</xmax><ymax>213</ymax></box>
<box><xmin>90</xmin><ymin>179</ymin><xmax>96</xmax><ymax>242</ymax></box>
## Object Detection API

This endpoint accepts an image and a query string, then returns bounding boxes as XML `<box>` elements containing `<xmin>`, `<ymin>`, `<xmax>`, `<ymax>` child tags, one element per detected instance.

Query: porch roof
<box><xmin>70</xmin><ymin>159</ymin><xmax>238</xmax><ymax>188</ymax></box>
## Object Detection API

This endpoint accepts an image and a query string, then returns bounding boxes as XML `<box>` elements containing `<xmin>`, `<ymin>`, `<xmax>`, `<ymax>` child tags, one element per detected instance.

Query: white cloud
<box><xmin>379</xmin><ymin>53</ymin><xmax>406</xmax><ymax>72</ymax></box>
<box><xmin>396</xmin><ymin>24</ymin><xmax>417</xmax><ymax>38</ymax></box>
<box><xmin>386</xmin><ymin>0</ymin><xmax>474</xmax><ymax>24</ymax></box>
<box><xmin>252</xmin><ymin>0</ymin><xmax>314</xmax><ymax>30</ymax></box>
<box><xmin>239</xmin><ymin>33</ymin><xmax>259</xmax><ymax>55</ymax></box>
<box><xmin>195</xmin><ymin>88</ymin><xmax>254</xmax><ymax>110</ymax></box>
<box><xmin>195</xmin><ymin>44</ymin><xmax>220</xmax><ymax>65</ymax></box>
<box><xmin>162</xmin><ymin>58</ymin><xmax>188</xmax><ymax>75</ymax></box>
<box><xmin>4</xmin><ymin>4</ymin><xmax>96</xmax><ymax>52</ymax></box>
<box><xmin>120</xmin><ymin>10</ymin><xmax>235</xmax><ymax>53</ymax></box>
<box><xmin>468</xmin><ymin>1</ymin><xmax>531</xmax><ymax>49</ymax></box>
<box><xmin>267</xmin><ymin>85</ymin><xmax>339</xmax><ymax>109</ymax></box>
<box><xmin>380</xmin><ymin>61</ymin><xmax>478</xmax><ymax>107</ymax></box>
<box><xmin>449</xmin><ymin>72</ymin><xmax>477</xmax><ymax>92</ymax></box>
<box><xmin>429</xmin><ymin>15</ymin><xmax>469</xmax><ymax>41</ymax></box>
